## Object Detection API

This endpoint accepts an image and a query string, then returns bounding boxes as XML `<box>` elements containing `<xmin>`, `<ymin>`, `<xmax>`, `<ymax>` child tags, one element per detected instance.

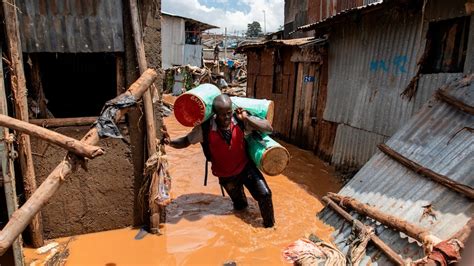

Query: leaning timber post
<box><xmin>327</xmin><ymin>193</ymin><xmax>442</xmax><ymax>249</ymax></box>
<box><xmin>129</xmin><ymin>0</ymin><xmax>162</xmax><ymax>233</ymax></box>
<box><xmin>2</xmin><ymin>0</ymin><xmax>44</xmax><ymax>247</ymax></box>
<box><xmin>0</xmin><ymin>46</ymin><xmax>24</xmax><ymax>266</ymax></box>
<box><xmin>0</xmin><ymin>114</ymin><xmax>105</xmax><ymax>159</ymax></box>
<box><xmin>0</xmin><ymin>69</ymin><xmax>158</xmax><ymax>256</ymax></box>
<box><xmin>322</xmin><ymin>196</ymin><xmax>405</xmax><ymax>265</ymax></box>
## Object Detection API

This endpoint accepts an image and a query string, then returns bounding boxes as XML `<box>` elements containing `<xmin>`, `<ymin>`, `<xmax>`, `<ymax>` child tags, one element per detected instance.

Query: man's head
<box><xmin>212</xmin><ymin>94</ymin><xmax>233</xmax><ymax>128</ymax></box>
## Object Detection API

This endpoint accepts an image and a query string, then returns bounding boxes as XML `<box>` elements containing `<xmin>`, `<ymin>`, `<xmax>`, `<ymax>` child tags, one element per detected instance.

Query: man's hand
<box><xmin>235</xmin><ymin>107</ymin><xmax>248</xmax><ymax>121</ymax></box>
<box><xmin>160</xmin><ymin>125</ymin><xmax>171</xmax><ymax>145</ymax></box>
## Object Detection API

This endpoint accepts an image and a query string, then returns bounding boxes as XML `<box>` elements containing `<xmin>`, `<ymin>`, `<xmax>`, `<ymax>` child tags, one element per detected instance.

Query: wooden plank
<box><xmin>3</xmin><ymin>0</ymin><xmax>44</xmax><ymax>248</ymax></box>
<box><xmin>314</xmin><ymin>50</ymin><xmax>329</xmax><ymax>156</ymax></box>
<box><xmin>0</xmin><ymin>69</ymin><xmax>158</xmax><ymax>256</ymax></box>
<box><xmin>0</xmin><ymin>45</ymin><xmax>24</xmax><ymax>266</ymax></box>
<box><xmin>290</xmin><ymin>62</ymin><xmax>304</xmax><ymax>144</ymax></box>
<box><xmin>314</xmin><ymin>120</ymin><xmax>338</xmax><ymax>162</ymax></box>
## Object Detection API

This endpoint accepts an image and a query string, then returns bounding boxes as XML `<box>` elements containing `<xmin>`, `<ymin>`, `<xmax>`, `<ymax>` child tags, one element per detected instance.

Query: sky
<box><xmin>162</xmin><ymin>0</ymin><xmax>284</xmax><ymax>35</ymax></box>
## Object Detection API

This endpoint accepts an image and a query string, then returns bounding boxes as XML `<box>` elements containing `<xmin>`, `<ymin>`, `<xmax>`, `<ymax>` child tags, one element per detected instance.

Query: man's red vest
<box><xmin>208</xmin><ymin>122</ymin><xmax>249</xmax><ymax>177</ymax></box>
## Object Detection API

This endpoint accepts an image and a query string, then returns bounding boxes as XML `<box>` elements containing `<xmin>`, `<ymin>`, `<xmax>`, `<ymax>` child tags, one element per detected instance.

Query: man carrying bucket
<box><xmin>163</xmin><ymin>94</ymin><xmax>276</xmax><ymax>228</ymax></box>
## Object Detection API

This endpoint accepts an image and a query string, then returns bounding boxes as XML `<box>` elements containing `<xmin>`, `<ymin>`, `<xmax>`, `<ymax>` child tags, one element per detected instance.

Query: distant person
<box><xmin>213</xmin><ymin>44</ymin><xmax>220</xmax><ymax>63</ymax></box>
<box><xmin>163</xmin><ymin>94</ymin><xmax>275</xmax><ymax>228</ymax></box>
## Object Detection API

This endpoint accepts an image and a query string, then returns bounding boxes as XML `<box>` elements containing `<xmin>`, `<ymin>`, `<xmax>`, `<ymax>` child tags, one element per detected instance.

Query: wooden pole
<box><xmin>128</xmin><ymin>0</ymin><xmax>161</xmax><ymax>233</ymax></box>
<box><xmin>3</xmin><ymin>0</ymin><xmax>44</xmax><ymax>248</ymax></box>
<box><xmin>0</xmin><ymin>69</ymin><xmax>158</xmax><ymax>256</ymax></box>
<box><xmin>29</xmin><ymin>117</ymin><xmax>126</xmax><ymax>128</ymax></box>
<box><xmin>436</xmin><ymin>88</ymin><xmax>474</xmax><ymax>115</ymax></box>
<box><xmin>322</xmin><ymin>196</ymin><xmax>405</xmax><ymax>265</ymax></box>
<box><xmin>30</xmin><ymin>117</ymin><xmax>100</xmax><ymax>127</ymax></box>
<box><xmin>0</xmin><ymin>46</ymin><xmax>24</xmax><ymax>266</ymax></box>
<box><xmin>327</xmin><ymin>193</ymin><xmax>441</xmax><ymax>248</ymax></box>
<box><xmin>0</xmin><ymin>114</ymin><xmax>105</xmax><ymax>159</ymax></box>
<box><xmin>378</xmin><ymin>144</ymin><xmax>474</xmax><ymax>199</ymax></box>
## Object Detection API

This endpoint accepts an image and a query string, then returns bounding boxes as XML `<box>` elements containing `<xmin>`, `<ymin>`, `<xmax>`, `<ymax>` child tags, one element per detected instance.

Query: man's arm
<box><xmin>162</xmin><ymin>125</ymin><xmax>202</xmax><ymax>149</ymax></box>
<box><xmin>236</xmin><ymin>108</ymin><xmax>273</xmax><ymax>133</ymax></box>
<box><xmin>169</xmin><ymin>136</ymin><xmax>191</xmax><ymax>149</ymax></box>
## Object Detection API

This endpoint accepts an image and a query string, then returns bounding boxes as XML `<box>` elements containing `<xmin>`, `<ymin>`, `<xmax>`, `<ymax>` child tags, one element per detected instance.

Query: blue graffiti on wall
<box><xmin>370</xmin><ymin>55</ymin><xmax>408</xmax><ymax>75</ymax></box>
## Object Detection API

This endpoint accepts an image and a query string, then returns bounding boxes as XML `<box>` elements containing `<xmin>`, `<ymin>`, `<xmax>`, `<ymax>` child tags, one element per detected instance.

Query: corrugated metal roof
<box><xmin>319</xmin><ymin>75</ymin><xmax>474</xmax><ymax>264</ymax></box>
<box><xmin>235</xmin><ymin>37</ymin><xmax>318</xmax><ymax>53</ymax></box>
<box><xmin>296</xmin><ymin>0</ymin><xmax>384</xmax><ymax>33</ymax></box>
<box><xmin>17</xmin><ymin>0</ymin><xmax>124</xmax><ymax>53</ymax></box>
<box><xmin>161</xmin><ymin>12</ymin><xmax>218</xmax><ymax>31</ymax></box>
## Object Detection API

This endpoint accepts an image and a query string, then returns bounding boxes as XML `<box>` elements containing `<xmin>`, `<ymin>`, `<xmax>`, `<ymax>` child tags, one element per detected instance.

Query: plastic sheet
<box><xmin>95</xmin><ymin>94</ymin><xmax>136</xmax><ymax>138</ymax></box>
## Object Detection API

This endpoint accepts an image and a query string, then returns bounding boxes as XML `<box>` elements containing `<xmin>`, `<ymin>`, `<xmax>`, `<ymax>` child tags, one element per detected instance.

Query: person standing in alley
<box><xmin>163</xmin><ymin>94</ymin><xmax>275</xmax><ymax>228</ymax></box>
<box><xmin>213</xmin><ymin>44</ymin><xmax>220</xmax><ymax>63</ymax></box>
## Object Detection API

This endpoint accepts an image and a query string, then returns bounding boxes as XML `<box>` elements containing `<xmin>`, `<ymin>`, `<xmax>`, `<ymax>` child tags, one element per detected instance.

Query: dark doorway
<box><xmin>25</xmin><ymin>53</ymin><xmax>117</xmax><ymax>118</ymax></box>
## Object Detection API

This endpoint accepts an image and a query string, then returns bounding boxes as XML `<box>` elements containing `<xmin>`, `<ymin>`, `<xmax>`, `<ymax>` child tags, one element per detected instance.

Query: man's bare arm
<box><xmin>169</xmin><ymin>136</ymin><xmax>191</xmax><ymax>149</ymax></box>
<box><xmin>236</xmin><ymin>108</ymin><xmax>273</xmax><ymax>133</ymax></box>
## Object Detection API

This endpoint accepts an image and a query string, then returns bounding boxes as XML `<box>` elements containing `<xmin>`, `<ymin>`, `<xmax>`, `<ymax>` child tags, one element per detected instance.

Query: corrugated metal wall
<box><xmin>321</xmin><ymin>76</ymin><xmax>474</xmax><ymax>264</ymax></box>
<box><xmin>324</xmin><ymin>10</ymin><xmax>424</xmax><ymax>136</ymax></box>
<box><xmin>307</xmin><ymin>0</ymin><xmax>383</xmax><ymax>25</ymax></box>
<box><xmin>161</xmin><ymin>15</ymin><xmax>185</xmax><ymax>68</ymax></box>
<box><xmin>323</xmin><ymin>1</ymin><xmax>472</xmax><ymax>169</ymax></box>
<box><xmin>331</xmin><ymin>124</ymin><xmax>388</xmax><ymax>171</ymax></box>
<box><xmin>17</xmin><ymin>0</ymin><xmax>124</xmax><ymax>53</ymax></box>
<box><xmin>184</xmin><ymin>44</ymin><xmax>203</xmax><ymax>67</ymax></box>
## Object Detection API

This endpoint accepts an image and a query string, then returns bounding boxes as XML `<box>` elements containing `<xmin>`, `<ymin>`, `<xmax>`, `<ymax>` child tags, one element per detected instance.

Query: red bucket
<box><xmin>174</xmin><ymin>94</ymin><xmax>206</xmax><ymax>127</ymax></box>
<box><xmin>173</xmin><ymin>84</ymin><xmax>221</xmax><ymax>127</ymax></box>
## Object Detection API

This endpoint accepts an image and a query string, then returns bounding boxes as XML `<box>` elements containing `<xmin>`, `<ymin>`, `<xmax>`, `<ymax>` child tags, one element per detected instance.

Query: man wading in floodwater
<box><xmin>163</xmin><ymin>94</ymin><xmax>275</xmax><ymax>228</ymax></box>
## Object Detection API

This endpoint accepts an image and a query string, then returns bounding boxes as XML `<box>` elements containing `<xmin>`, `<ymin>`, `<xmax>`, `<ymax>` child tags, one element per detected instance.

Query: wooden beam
<box><xmin>129</xmin><ymin>0</ymin><xmax>161</xmax><ymax>233</ymax></box>
<box><xmin>3</xmin><ymin>0</ymin><xmax>44</xmax><ymax>248</ymax></box>
<box><xmin>327</xmin><ymin>193</ymin><xmax>441</xmax><ymax>248</ymax></box>
<box><xmin>0</xmin><ymin>114</ymin><xmax>105</xmax><ymax>159</ymax></box>
<box><xmin>29</xmin><ymin>117</ymin><xmax>126</xmax><ymax>128</ymax></box>
<box><xmin>322</xmin><ymin>196</ymin><xmax>405</xmax><ymax>265</ymax></box>
<box><xmin>378</xmin><ymin>144</ymin><xmax>474</xmax><ymax>199</ymax></box>
<box><xmin>436</xmin><ymin>88</ymin><xmax>474</xmax><ymax>115</ymax></box>
<box><xmin>0</xmin><ymin>45</ymin><xmax>24</xmax><ymax>266</ymax></box>
<box><xmin>0</xmin><ymin>69</ymin><xmax>158</xmax><ymax>256</ymax></box>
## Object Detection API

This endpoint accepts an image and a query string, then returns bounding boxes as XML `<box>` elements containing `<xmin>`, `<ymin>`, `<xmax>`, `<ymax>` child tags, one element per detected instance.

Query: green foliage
<box><xmin>246</xmin><ymin>21</ymin><xmax>263</xmax><ymax>37</ymax></box>
<box><xmin>183</xmin><ymin>68</ymin><xmax>194</xmax><ymax>91</ymax></box>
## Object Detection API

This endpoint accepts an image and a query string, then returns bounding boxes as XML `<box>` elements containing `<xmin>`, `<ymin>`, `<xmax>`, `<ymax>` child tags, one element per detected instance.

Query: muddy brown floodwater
<box><xmin>25</xmin><ymin>115</ymin><xmax>342</xmax><ymax>265</ymax></box>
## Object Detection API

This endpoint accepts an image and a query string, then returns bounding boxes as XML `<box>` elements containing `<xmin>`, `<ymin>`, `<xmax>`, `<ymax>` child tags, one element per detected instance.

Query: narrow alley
<box><xmin>24</xmin><ymin>114</ymin><xmax>341</xmax><ymax>265</ymax></box>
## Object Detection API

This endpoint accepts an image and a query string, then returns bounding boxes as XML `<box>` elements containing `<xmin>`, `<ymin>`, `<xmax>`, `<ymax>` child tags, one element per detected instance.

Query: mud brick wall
<box><xmin>31</xmin><ymin>126</ymin><xmax>135</xmax><ymax>239</ymax></box>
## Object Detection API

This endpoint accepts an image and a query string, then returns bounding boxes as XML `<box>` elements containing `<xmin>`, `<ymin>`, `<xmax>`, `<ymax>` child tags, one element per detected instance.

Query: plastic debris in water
<box><xmin>35</xmin><ymin>242</ymin><xmax>59</xmax><ymax>254</ymax></box>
